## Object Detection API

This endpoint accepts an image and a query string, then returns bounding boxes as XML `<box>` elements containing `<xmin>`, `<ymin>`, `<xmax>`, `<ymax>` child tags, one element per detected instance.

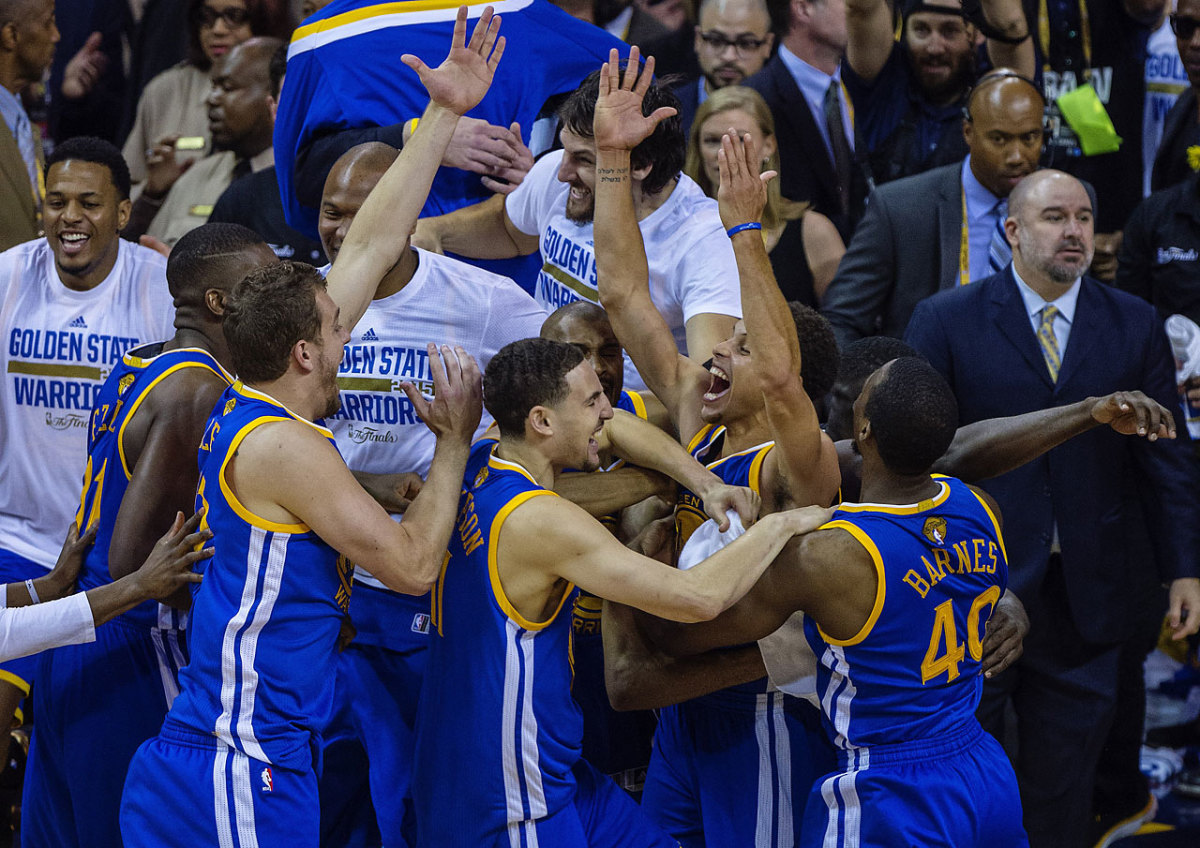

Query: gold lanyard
<box><xmin>1038</xmin><ymin>0</ymin><xmax>1092</xmax><ymax>71</ymax></box>
<box><xmin>959</xmin><ymin>191</ymin><xmax>971</xmax><ymax>287</ymax></box>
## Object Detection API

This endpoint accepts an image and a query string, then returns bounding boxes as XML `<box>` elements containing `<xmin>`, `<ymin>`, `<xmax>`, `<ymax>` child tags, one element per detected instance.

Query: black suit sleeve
<box><xmin>821</xmin><ymin>189</ymin><xmax>896</xmax><ymax>348</ymax></box>
<box><xmin>294</xmin><ymin>123</ymin><xmax>408</xmax><ymax>210</ymax></box>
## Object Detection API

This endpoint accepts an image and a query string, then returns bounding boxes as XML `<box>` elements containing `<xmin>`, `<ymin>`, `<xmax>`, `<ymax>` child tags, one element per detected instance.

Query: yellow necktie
<box><xmin>1037</xmin><ymin>305</ymin><xmax>1061</xmax><ymax>382</ymax></box>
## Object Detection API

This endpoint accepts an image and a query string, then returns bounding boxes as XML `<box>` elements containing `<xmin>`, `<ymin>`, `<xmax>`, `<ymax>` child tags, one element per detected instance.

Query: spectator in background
<box><xmin>671</xmin><ymin>0</ymin><xmax>775</xmax><ymax>132</ymax></box>
<box><xmin>122</xmin><ymin>0</ymin><xmax>292</xmax><ymax>193</ymax></box>
<box><xmin>1152</xmin><ymin>0</ymin><xmax>1200</xmax><ymax>191</ymax></box>
<box><xmin>46</xmin><ymin>1</ymin><xmax>129</xmax><ymax>145</ymax></box>
<box><xmin>126</xmin><ymin>37</ymin><xmax>279</xmax><ymax>249</ymax></box>
<box><xmin>844</xmin><ymin>0</ymin><xmax>1033</xmax><ymax>184</ymax></box>
<box><xmin>905</xmin><ymin>169</ymin><xmax>1200</xmax><ymax>848</ymax></box>
<box><xmin>821</xmin><ymin>70</ymin><xmax>1044</xmax><ymax>347</ymax></box>
<box><xmin>208</xmin><ymin>42</ymin><xmax>325</xmax><ymax>264</ymax></box>
<box><xmin>0</xmin><ymin>0</ymin><xmax>57</xmax><ymax>252</ymax></box>
<box><xmin>1117</xmin><ymin>169</ymin><xmax>1200</xmax><ymax>325</ymax></box>
<box><xmin>743</xmin><ymin>0</ymin><xmax>871</xmax><ymax>241</ymax></box>
<box><xmin>1142</xmin><ymin>0</ymin><xmax>1184</xmax><ymax>196</ymax></box>
<box><xmin>684</xmin><ymin>84</ymin><xmax>844</xmax><ymax>305</ymax></box>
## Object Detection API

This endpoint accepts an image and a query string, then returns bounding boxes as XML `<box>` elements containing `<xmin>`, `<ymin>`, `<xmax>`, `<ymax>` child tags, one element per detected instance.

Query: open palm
<box><xmin>593</xmin><ymin>46</ymin><xmax>677</xmax><ymax>152</ymax></box>
<box><xmin>401</xmin><ymin>5</ymin><xmax>506</xmax><ymax>116</ymax></box>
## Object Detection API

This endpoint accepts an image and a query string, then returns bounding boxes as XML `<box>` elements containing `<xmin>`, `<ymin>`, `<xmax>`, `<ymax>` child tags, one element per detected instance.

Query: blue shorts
<box><xmin>642</xmin><ymin>689</ymin><xmax>836</xmax><ymax>848</ymax></box>
<box><xmin>22</xmin><ymin>618</ymin><xmax>185</xmax><ymax>848</ymax></box>
<box><xmin>0</xmin><ymin>548</ymin><xmax>47</xmax><ymax>719</ymax></box>
<box><xmin>318</xmin><ymin>583</ymin><xmax>429</xmax><ymax>848</ymax></box>
<box><xmin>121</xmin><ymin>721</ymin><xmax>318</xmax><ymax>847</ymax></box>
<box><xmin>801</xmin><ymin>722</ymin><xmax>1028</xmax><ymax>848</ymax></box>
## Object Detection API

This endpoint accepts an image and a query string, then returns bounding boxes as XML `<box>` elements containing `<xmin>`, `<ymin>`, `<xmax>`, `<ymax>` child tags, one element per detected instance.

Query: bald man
<box><xmin>904</xmin><ymin>169</ymin><xmax>1200</xmax><ymax>847</ymax></box>
<box><xmin>821</xmin><ymin>70</ymin><xmax>1046</xmax><ymax>347</ymax></box>
<box><xmin>316</xmin><ymin>141</ymin><xmax>547</xmax><ymax>847</ymax></box>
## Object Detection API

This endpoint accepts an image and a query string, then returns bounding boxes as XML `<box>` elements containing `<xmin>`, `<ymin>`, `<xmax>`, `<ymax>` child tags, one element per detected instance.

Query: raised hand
<box><xmin>717</xmin><ymin>128</ymin><xmax>773</xmax><ymax>231</ymax></box>
<box><xmin>402</xmin><ymin>343</ymin><xmax>483</xmax><ymax>443</ymax></box>
<box><xmin>593</xmin><ymin>45</ymin><xmax>677</xmax><ymax>153</ymax></box>
<box><xmin>401</xmin><ymin>5</ymin><xmax>505</xmax><ymax>117</ymax></box>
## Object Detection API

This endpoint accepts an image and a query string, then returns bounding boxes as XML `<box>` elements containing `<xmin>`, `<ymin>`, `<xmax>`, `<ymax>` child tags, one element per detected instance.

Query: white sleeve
<box><xmin>0</xmin><ymin>593</ymin><xmax>97</xmax><ymax>664</ymax></box>
<box><xmin>479</xmin><ymin>282</ymin><xmax>550</xmax><ymax>367</ymax></box>
<box><xmin>674</xmin><ymin>213</ymin><xmax>743</xmax><ymax>323</ymax></box>
<box><xmin>503</xmin><ymin>151</ymin><xmax>562</xmax><ymax>238</ymax></box>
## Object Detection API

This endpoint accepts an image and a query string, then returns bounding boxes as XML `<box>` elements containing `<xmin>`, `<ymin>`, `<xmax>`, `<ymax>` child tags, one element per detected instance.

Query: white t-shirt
<box><xmin>1145</xmin><ymin>18</ymin><xmax>1188</xmax><ymax>196</ymax></box>
<box><xmin>325</xmin><ymin>248</ymin><xmax>548</xmax><ymax>589</ymax></box>
<box><xmin>0</xmin><ymin>588</ymin><xmax>95</xmax><ymax>663</ymax></box>
<box><xmin>504</xmin><ymin>150</ymin><xmax>742</xmax><ymax>392</ymax></box>
<box><xmin>0</xmin><ymin>239</ymin><xmax>174</xmax><ymax>567</ymax></box>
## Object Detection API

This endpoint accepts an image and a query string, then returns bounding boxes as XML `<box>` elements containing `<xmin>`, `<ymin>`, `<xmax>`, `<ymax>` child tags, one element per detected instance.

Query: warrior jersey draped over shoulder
<box><xmin>804</xmin><ymin>475</ymin><xmax>1008</xmax><ymax>752</ymax></box>
<box><xmin>75</xmin><ymin>344</ymin><xmax>231</xmax><ymax>631</ymax></box>
<box><xmin>414</xmin><ymin>440</ymin><xmax>580</xmax><ymax>845</ymax></box>
<box><xmin>168</xmin><ymin>382</ymin><xmax>354</xmax><ymax>771</ymax></box>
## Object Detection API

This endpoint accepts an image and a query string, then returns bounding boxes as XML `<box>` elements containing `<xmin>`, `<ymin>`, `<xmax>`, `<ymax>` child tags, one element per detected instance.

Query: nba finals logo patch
<box><xmin>923</xmin><ymin>517</ymin><xmax>948</xmax><ymax>546</ymax></box>
<box><xmin>223</xmin><ymin>398</ymin><xmax>237</xmax><ymax>416</ymax></box>
<box><xmin>260</xmin><ymin>767</ymin><xmax>273</xmax><ymax>792</ymax></box>
<box><xmin>118</xmin><ymin>373</ymin><xmax>136</xmax><ymax>395</ymax></box>
<box><xmin>473</xmin><ymin>466</ymin><xmax>489</xmax><ymax>488</ymax></box>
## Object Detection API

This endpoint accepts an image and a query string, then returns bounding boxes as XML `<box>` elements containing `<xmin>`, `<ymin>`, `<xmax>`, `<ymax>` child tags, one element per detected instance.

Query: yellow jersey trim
<box><xmin>117</xmin><ymin>357</ymin><xmax>229</xmax><ymax>479</ymax></box>
<box><xmin>835</xmin><ymin>480</ymin><xmax>950</xmax><ymax>515</ymax></box>
<box><xmin>967</xmin><ymin>488</ymin><xmax>1008</xmax><ymax>564</ymax></box>
<box><xmin>486</xmin><ymin>452</ymin><xmax>539</xmax><ymax>486</ymax></box>
<box><xmin>293</xmin><ymin>0</ymin><xmax>526</xmax><ymax>41</ymax></box>
<box><xmin>487</xmin><ymin>489</ymin><xmax>570</xmax><ymax>631</ymax></box>
<box><xmin>621</xmin><ymin>390</ymin><xmax>648</xmax><ymax>421</ymax></box>
<box><xmin>0</xmin><ymin>669</ymin><xmax>30</xmax><ymax>697</ymax></box>
<box><xmin>685</xmin><ymin>424</ymin><xmax>721</xmax><ymax>455</ymax></box>
<box><xmin>218</xmin><ymin>417</ymin><xmax>312</xmax><ymax>534</ymax></box>
<box><xmin>816</xmin><ymin>520</ymin><xmax>886</xmax><ymax>647</ymax></box>
<box><xmin>231</xmin><ymin>381</ymin><xmax>335</xmax><ymax>438</ymax></box>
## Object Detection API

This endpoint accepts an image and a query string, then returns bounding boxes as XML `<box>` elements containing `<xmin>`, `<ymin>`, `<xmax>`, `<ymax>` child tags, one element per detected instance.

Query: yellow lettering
<box><xmin>462</xmin><ymin>528</ymin><xmax>484</xmax><ymax>557</ymax></box>
<box><xmin>933</xmin><ymin>548</ymin><xmax>952</xmax><ymax>577</ymax></box>
<box><xmin>199</xmin><ymin>420</ymin><xmax>220</xmax><ymax>453</ymax></box>
<box><xmin>972</xmin><ymin>539</ymin><xmax>987</xmax><ymax>573</ymax></box>
<box><xmin>953</xmin><ymin>541</ymin><xmax>972</xmax><ymax>574</ymax></box>
<box><xmin>921</xmin><ymin>599</ymin><xmax>965</xmax><ymax>684</ymax></box>
<box><xmin>967</xmin><ymin>585</ymin><xmax>1002</xmax><ymax>660</ymax></box>
<box><xmin>923</xmin><ymin>556</ymin><xmax>944</xmax><ymax>587</ymax></box>
<box><xmin>904</xmin><ymin>570</ymin><xmax>931</xmax><ymax>598</ymax></box>
<box><xmin>987</xmin><ymin>542</ymin><xmax>998</xmax><ymax>573</ymax></box>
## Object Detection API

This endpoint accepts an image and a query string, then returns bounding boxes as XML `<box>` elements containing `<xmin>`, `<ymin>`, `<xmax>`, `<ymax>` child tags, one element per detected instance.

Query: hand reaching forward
<box><xmin>402</xmin><ymin>5</ymin><xmax>505</xmax><ymax>117</ymax></box>
<box><xmin>717</xmin><ymin>128</ymin><xmax>773</xmax><ymax>231</ymax></box>
<box><xmin>402</xmin><ymin>344</ymin><xmax>483</xmax><ymax>444</ymax></box>
<box><xmin>593</xmin><ymin>45</ymin><xmax>677</xmax><ymax>153</ymax></box>
<box><xmin>1090</xmin><ymin>390</ymin><xmax>1176</xmax><ymax>440</ymax></box>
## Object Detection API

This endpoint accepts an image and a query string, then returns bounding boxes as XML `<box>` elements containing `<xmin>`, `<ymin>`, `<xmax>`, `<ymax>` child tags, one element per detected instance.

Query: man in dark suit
<box><xmin>904</xmin><ymin>169</ymin><xmax>1200</xmax><ymax>848</ymax></box>
<box><xmin>821</xmin><ymin>71</ymin><xmax>1044</xmax><ymax>347</ymax></box>
<box><xmin>742</xmin><ymin>0</ymin><xmax>868</xmax><ymax>239</ymax></box>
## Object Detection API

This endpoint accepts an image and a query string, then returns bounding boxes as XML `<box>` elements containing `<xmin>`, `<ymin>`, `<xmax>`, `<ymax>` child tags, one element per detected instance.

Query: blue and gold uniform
<box><xmin>800</xmin><ymin>476</ymin><xmax>1027</xmax><ymax>847</ymax></box>
<box><xmin>644</xmin><ymin>425</ymin><xmax>836</xmax><ymax>848</ymax></box>
<box><xmin>414</xmin><ymin>440</ymin><xmax>676</xmax><ymax>847</ymax></box>
<box><xmin>23</xmin><ymin>344</ymin><xmax>229</xmax><ymax>848</ymax></box>
<box><xmin>121</xmin><ymin>382</ymin><xmax>353</xmax><ymax>846</ymax></box>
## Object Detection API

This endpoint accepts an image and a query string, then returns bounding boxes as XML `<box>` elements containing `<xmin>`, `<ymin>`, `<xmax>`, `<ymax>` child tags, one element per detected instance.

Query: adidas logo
<box><xmin>69</xmin><ymin>316</ymin><xmax>87</xmax><ymax>329</ymax></box>
<box><xmin>361</xmin><ymin>328</ymin><xmax>379</xmax><ymax>341</ymax></box>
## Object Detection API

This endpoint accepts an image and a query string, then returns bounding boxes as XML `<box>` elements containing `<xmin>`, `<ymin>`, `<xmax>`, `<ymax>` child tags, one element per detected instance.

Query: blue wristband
<box><xmin>726</xmin><ymin>222</ymin><xmax>763</xmax><ymax>238</ymax></box>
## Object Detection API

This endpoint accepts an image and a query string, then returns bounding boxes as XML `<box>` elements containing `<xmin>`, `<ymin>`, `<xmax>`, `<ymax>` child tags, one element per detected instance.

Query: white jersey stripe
<box><xmin>233</xmin><ymin>750</ymin><xmax>260</xmax><ymax>848</ymax></box>
<box><xmin>754</xmin><ymin>693</ymin><xmax>774</xmax><ymax>848</ymax></box>
<box><xmin>839</xmin><ymin>770</ymin><xmax>862</xmax><ymax>848</ymax></box>
<box><xmin>233</xmin><ymin>532</ymin><xmax>289</xmax><ymax>763</ymax></box>
<box><xmin>501</xmin><ymin>620</ymin><xmax>524</xmax><ymax>823</ymax></box>
<box><xmin>519</xmin><ymin>629</ymin><xmax>547</xmax><ymax>820</ymax></box>
<box><xmin>217</xmin><ymin>527</ymin><xmax>268</xmax><ymax>747</ymax></box>
<box><xmin>213</xmin><ymin>745</ymin><xmax>234</xmax><ymax>848</ymax></box>
<box><xmin>150</xmin><ymin>628</ymin><xmax>181</xmax><ymax>706</ymax></box>
<box><xmin>506</xmin><ymin>822</ymin><xmax>521</xmax><ymax>848</ymax></box>
<box><xmin>820</xmin><ymin>773</ymin><xmax>840</xmax><ymax>847</ymax></box>
<box><xmin>772</xmin><ymin>693</ymin><xmax>795</xmax><ymax>848</ymax></box>
<box><xmin>524</xmin><ymin>817</ymin><xmax>541</xmax><ymax>848</ymax></box>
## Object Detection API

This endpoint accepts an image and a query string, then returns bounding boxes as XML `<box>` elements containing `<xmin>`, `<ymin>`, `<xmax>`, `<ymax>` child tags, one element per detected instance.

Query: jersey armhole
<box><xmin>487</xmin><ymin>489</ymin><xmax>571</xmax><ymax>631</ymax></box>
<box><xmin>816</xmin><ymin>520</ymin><xmax>886</xmax><ymax>647</ymax></box>
<box><xmin>117</xmin><ymin>360</ymin><xmax>228</xmax><ymax>479</ymax></box>
<box><xmin>218</xmin><ymin>417</ymin><xmax>312</xmax><ymax>534</ymax></box>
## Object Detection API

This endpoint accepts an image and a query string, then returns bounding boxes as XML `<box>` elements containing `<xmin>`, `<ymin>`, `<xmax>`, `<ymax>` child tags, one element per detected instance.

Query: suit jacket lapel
<box><xmin>989</xmin><ymin>270</ymin><xmax>1056</xmax><ymax>389</ymax></box>
<box><xmin>937</xmin><ymin>166</ymin><xmax>963</xmax><ymax>291</ymax></box>
<box><xmin>1055</xmin><ymin>279</ymin><xmax>1100</xmax><ymax>390</ymax></box>
<box><xmin>771</xmin><ymin>58</ymin><xmax>839</xmax><ymax>202</ymax></box>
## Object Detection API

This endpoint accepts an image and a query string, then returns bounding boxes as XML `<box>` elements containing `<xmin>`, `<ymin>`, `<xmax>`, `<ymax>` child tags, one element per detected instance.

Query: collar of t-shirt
<box><xmin>777</xmin><ymin>44</ymin><xmax>853</xmax><ymax>156</ymax></box>
<box><xmin>961</xmin><ymin>155</ymin><xmax>1005</xmax><ymax>281</ymax></box>
<box><xmin>1011</xmin><ymin>261</ymin><xmax>1081</xmax><ymax>353</ymax></box>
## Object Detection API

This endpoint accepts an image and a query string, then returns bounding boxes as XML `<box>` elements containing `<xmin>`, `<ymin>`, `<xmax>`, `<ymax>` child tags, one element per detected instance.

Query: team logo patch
<box><xmin>260</xmin><ymin>767</ymin><xmax>273</xmax><ymax>792</ymax></box>
<box><xmin>923</xmin><ymin>517</ymin><xmax>948</xmax><ymax>545</ymax></box>
<box><xmin>118</xmin><ymin>373</ymin><xmax>136</xmax><ymax>395</ymax></box>
<box><xmin>473</xmin><ymin>466</ymin><xmax>489</xmax><ymax>488</ymax></box>
<box><xmin>412</xmin><ymin>613</ymin><xmax>430</xmax><ymax>634</ymax></box>
<box><xmin>223</xmin><ymin>398</ymin><xmax>237</xmax><ymax>416</ymax></box>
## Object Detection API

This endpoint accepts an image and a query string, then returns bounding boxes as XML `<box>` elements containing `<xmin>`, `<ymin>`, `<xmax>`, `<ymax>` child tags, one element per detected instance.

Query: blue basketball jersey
<box><xmin>75</xmin><ymin>344</ymin><xmax>230</xmax><ymax>631</ymax></box>
<box><xmin>168</xmin><ymin>382</ymin><xmax>354</xmax><ymax>772</ymax></box>
<box><xmin>803</xmin><ymin>475</ymin><xmax>1009</xmax><ymax>752</ymax></box>
<box><xmin>414</xmin><ymin>440</ymin><xmax>582</xmax><ymax>846</ymax></box>
<box><xmin>674</xmin><ymin>425</ymin><xmax>773</xmax><ymax>558</ymax></box>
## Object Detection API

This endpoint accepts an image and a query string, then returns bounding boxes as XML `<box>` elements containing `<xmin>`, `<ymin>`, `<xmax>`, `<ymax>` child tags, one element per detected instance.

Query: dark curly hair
<box><xmin>45</xmin><ymin>136</ymin><xmax>132</xmax><ymax>200</ymax></box>
<box><xmin>790</xmin><ymin>302</ymin><xmax>839</xmax><ymax>403</ymax></box>
<box><xmin>865</xmin><ymin>357</ymin><xmax>958</xmax><ymax>475</ymax></box>
<box><xmin>484</xmin><ymin>339</ymin><xmax>585</xmax><ymax>439</ymax></box>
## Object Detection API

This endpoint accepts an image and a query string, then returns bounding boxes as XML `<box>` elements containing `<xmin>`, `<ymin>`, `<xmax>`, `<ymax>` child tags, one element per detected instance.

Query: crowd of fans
<box><xmin>1</xmin><ymin>0</ymin><xmax>1200</xmax><ymax>846</ymax></box>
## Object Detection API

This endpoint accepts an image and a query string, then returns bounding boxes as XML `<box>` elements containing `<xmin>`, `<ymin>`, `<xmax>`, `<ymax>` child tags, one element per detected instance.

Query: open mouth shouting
<box><xmin>57</xmin><ymin>231</ymin><xmax>91</xmax><ymax>257</ymax></box>
<box><xmin>703</xmin><ymin>362</ymin><xmax>731</xmax><ymax>403</ymax></box>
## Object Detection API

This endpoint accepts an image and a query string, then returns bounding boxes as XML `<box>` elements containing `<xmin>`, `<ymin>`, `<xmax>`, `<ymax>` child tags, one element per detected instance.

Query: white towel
<box><xmin>1165</xmin><ymin>314</ymin><xmax>1200</xmax><ymax>438</ymax></box>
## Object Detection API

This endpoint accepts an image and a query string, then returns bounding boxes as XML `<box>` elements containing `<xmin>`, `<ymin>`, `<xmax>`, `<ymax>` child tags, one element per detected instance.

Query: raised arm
<box><xmin>591</xmin><ymin>47</ymin><xmax>710</xmax><ymax>434</ymax></box>
<box><xmin>845</xmin><ymin>0</ymin><xmax>896</xmax><ymax>82</ymax></box>
<box><xmin>326</xmin><ymin>5</ymin><xmax>509</xmax><ymax>328</ymax></box>
<box><xmin>411</xmin><ymin>193</ymin><xmax>539</xmax><ymax>259</ymax></box>
<box><xmin>980</xmin><ymin>0</ymin><xmax>1034</xmax><ymax>77</ymax></box>
<box><xmin>718</xmin><ymin>130</ymin><xmax>840</xmax><ymax>508</ymax></box>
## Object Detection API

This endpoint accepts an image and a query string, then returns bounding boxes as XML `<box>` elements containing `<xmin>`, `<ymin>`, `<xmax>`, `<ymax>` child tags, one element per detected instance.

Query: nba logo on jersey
<box><xmin>411</xmin><ymin>614</ymin><xmax>430</xmax><ymax>634</ymax></box>
<box><xmin>923</xmin><ymin>516</ymin><xmax>948</xmax><ymax>545</ymax></box>
<box><xmin>261</xmin><ymin>767</ymin><xmax>273</xmax><ymax>792</ymax></box>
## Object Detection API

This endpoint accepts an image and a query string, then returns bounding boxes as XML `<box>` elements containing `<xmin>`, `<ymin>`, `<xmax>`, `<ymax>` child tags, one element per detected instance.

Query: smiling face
<box><xmin>701</xmin><ymin>319</ymin><xmax>764</xmax><ymax>424</ymax></box>
<box><xmin>43</xmin><ymin>160</ymin><xmax>131</xmax><ymax>291</ymax></box>
<box><xmin>903</xmin><ymin>5</ymin><xmax>977</xmax><ymax>103</ymax></box>
<box><xmin>310</xmin><ymin>288</ymin><xmax>350</xmax><ymax>419</ymax></box>
<box><xmin>551</xmin><ymin>361</ymin><xmax>614</xmax><ymax>472</ymax></box>
<box><xmin>557</xmin><ymin>129</ymin><xmax>598</xmax><ymax>224</ymax></box>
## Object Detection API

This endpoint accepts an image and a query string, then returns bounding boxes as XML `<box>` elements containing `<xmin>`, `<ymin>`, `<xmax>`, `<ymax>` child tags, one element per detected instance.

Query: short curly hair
<box><xmin>484</xmin><ymin>338</ymin><xmax>585</xmax><ymax>438</ymax></box>
<box><xmin>45</xmin><ymin>136</ymin><xmax>131</xmax><ymax>200</ymax></box>
<box><xmin>790</xmin><ymin>302</ymin><xmax>839</xmax><ymax>402</ymax></box>
<box><xmin>865</xmin><ymin>357</ymin><xmax>958</xmax><ymax>475</ymax></box>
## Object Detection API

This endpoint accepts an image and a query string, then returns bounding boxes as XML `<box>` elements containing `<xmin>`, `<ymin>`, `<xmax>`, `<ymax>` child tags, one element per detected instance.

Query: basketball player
<box><xmin>639</xmin><ymin>357</ymin><xmax>1029</xmax><ymax>847</ymax></box>
<box><xmin>412</xmin><ymin>336</ymin><xmax>833</xmax><ymax>847</ymax></box>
